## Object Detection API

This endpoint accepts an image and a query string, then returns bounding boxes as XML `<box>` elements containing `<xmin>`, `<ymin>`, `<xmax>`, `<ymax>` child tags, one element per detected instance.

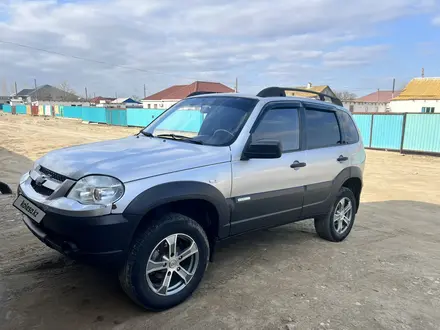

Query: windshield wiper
<box><xmin>156</xmin><ymin>134</ymin><xmax>204</xmax><ymax>145</ymax></box>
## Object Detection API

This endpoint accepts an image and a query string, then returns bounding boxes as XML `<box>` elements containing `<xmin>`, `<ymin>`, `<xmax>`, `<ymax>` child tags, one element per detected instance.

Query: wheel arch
<box><xmin>124</xmin><ymin>181</ymin><xmax>231</xmax><ymax>243</ymax></box>
<box><xmin>335</xmin><ymin>166</ymin><xmax>362</xmax><ymax>213</ymax></box>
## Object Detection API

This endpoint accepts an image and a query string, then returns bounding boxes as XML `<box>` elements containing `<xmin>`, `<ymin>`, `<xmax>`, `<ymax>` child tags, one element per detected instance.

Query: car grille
<box><xmin>39</xmin><ymin>166</ymin><xmax>69</xmax><ymax>183</ymax></box>
<box><xmin>31</xmin><ymin>180</ymin><xmax>54</xmax><ymax>196</ymax></box>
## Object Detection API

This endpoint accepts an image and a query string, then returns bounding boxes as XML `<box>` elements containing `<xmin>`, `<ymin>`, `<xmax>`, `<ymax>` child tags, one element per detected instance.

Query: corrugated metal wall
<box><xmin>3</xmin><ymin>104</ymin><xmax>440</xmax><ymax>155</ymax></box>
<box><xmin>2</xmin><ymin>104</ymin><xmax>12</xmax><ymax>113</ymax></box>
<box><xmin>82</xmin><ymin>107</ymin><xmax>106</xmax><ymax>123</ymax></box>
<box><xmin>31</xmin><ymin>106</ymin><xmax>39</xmax><ymax>116</ymax></box>
<box><xmin>370</xmin><ymin>114</ymin><xmax>404</xmax><ymax>150</ymax></box>
<box><xmin>15</xmin><ymin>105</ymin><xmax>27</xmax><ymax>114</ymax></box>
<box><xmin>44</xmin><ymin>105</ymin><xmax>52</xmax><ymax>116</ymax></box>
<box><xmin>127</xmin><ymin>109</ymin><xmax>165</xmax><ymax>127</ymax></box>
<box><xmin>63</xmin><ymin>106</ymin><xmax>83</xmax><ymax>119</ymax></box>
<box><xmin>156</xmin><ymin>110</ymin><xmax>204</xmax><ymax>132</ymax></box>
<box><xmin>352</xmin><ymin>114</ymin><xmax>372</xmax><ymax>147</ymax></box>
<box><xmin>105</xmin><ymin>109</ymin><xmax>127</xmax><ymax>126</ymax></box>
<box><xmin>403</xmin><ymin>114</ymin><xmax>440</xmax><ymax>153</ymax></box>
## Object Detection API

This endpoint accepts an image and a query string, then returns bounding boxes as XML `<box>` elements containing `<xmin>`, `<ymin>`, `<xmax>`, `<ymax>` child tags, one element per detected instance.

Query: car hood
<box><xmin>37</xmin><ymin>136</ymin><xmax>231</xmax><ymax>182</ymax></box>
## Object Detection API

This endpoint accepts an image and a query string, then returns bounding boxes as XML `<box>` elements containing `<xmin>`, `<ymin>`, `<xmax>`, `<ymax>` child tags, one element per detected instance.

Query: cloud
<box><xmin>323</xmin><ymin>45</ymin><xmax>390</xmax><ymax>68</ymax></box>
<box><xmin>0</xmin><ymin>0</ymin><xmax>437</xmax><ymax>96</ymax></box>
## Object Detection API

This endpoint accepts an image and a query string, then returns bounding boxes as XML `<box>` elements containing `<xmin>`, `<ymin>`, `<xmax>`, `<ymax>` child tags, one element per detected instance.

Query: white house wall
<box><xmin>343</xmin><ymin>101</ymin><xmax>389</xmax><ymax>113</ymax></box>
<box><xmin>390</xmin><ymin>99</ymin><xmax>440</xmax><ymax>113</ymax></box>
<box><xmin>142</xmin><ymin>100</ymin><xmax>178</xmax><ymax>110</ymax></box>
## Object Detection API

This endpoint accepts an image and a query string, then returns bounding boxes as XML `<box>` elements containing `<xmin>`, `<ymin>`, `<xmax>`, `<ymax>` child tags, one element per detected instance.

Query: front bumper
<box><xmin>21</xmin><ymin>211</ymin><xmax>139</xmax><ymax>266</ymax></box>
<box><xmin>18</xmin><ymin>173</ymin><xmax>141</xmax><ymax>267</ymax></box>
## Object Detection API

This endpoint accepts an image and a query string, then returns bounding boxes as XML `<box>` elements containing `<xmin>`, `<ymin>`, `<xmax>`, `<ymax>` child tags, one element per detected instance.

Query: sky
<box><xmin>0</xmin><ymin>0</ymin><xmax>440</xmax><ymax>98</ymax></box>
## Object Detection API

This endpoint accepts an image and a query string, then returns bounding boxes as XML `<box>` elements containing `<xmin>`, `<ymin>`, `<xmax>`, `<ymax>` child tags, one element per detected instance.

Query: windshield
<box><xmin>143</xmin><ymin>96</ymin><xmax>258</xmax><ymax>146</ymax></box>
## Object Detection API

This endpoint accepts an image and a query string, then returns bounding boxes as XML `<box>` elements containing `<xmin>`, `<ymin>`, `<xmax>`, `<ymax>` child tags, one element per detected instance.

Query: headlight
<box><xmin>67</xmin><ymin>176</ymin><xmax>124</xmax><ymax>205</ymax></box>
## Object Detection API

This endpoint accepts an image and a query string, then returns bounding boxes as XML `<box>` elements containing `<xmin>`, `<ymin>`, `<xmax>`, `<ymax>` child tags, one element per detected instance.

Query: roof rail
<box><xmin>187</xmin><ymin>91</ymin><xmax>218</xmax><ymax>97</ymax></box>
<box><xmin>257</xmin><ymin>87</ymin><xmax>343</xmax><ymax>106</ymax></box>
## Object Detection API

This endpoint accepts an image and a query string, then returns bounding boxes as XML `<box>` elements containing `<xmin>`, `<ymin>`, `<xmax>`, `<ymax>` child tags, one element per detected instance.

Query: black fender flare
<box><xmin>124</xmin><ymin>181</ymin><xmax>231</xmax><ymax>239</ymax></box>
<box><xmin>330</xmin><ymin>166</ymin><xmax>363</xmax><ymax>210</ymax></box>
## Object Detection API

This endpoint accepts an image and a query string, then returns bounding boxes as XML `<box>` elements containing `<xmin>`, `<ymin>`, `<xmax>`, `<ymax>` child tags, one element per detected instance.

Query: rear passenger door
<box><xmin>301</xmin><ymin>105</ymin><xmax>349</xmax><ymax>218</ymax></box>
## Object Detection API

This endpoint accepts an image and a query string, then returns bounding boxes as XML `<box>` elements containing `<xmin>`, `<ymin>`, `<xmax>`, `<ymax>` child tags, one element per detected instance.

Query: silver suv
<box><xmin>14</xmin><ymin>87</ymin><xmax>365</xmax><ymax>310</ymax></box>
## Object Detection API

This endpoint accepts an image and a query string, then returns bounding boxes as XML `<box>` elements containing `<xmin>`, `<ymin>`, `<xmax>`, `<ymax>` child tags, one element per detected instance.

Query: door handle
<box><xmin>337</xmin><ymin>155</ymin><xmax>349</xmax><ymax>162</ymax></box>
<box><xmin>290</xmin><ymin>161</ymin><xmax>307</xmax><ymax>169</ymax></box>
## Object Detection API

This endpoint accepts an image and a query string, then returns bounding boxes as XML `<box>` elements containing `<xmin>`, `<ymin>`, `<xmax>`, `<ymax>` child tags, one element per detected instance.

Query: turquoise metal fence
<box><xmin>82</xmin><ymin>107</ymin><xmax>106</xmax><ymax>123</ymax></box>
<box><xmin>157</xmin><ymin>110</ymin><xmax>204</xmax><ymax>132</ymax></box>
<box><xmin>105</xmin><ymin>109</ymin><xmax>127</xmax><ymax>126</ymax></box>
<box><xmin>403</xmin><ymin>114</ymin><xmax>440</xmax><ymax>153</ymax></box>
<box><xmin>2</xmin><ymin>104</ymin><xmax>12</xmax><ymax>113</ymax></box>
<box><xmin>370</xmin><ymin>114</ymin><xmax>404</xmax><ymax>150</ymax></box>
<box><xmin>15</xmin><ymin>105</ymin><xmax>27</xmax><ymax>114</ymax></box>
<box><xmin>127</xmin><ymin>109</ymin><xmax>165</xmax><ymax>127</ymax></box>
<box><xmin>63</xmin><ymin>106</ymin><xmax>83</xmax><ymax>119</ymax></box>
<box><xmin>4</xmin><ymin>102</ymin><xmax>440</xmax><ymax>155</ymax></box>
<box><xmin>352</xmin><ymin>114</ymin><xmax>372</xmax><ymax>147</ymax></box>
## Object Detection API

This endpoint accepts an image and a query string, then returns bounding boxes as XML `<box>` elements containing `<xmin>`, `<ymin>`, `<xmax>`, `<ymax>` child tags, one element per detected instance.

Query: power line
<box><xmin>0</xmin><ymin>39</ymin><xmax>214</xmax><ymax>83</ymax></box>
<box><xmin>0</xmin><ymin>39</ymin><xmax>416</xmax><ymax>92</ymax></box>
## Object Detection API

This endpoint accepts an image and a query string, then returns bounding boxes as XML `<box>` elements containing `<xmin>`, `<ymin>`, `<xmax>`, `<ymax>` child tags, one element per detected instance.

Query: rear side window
<box><xmin>337</xmin><ymin>111</ymin><xmax>359</xmax><ymax>144</ymax></box>
<box><xmin>305</xmin><ymin>109</ymin><xmax>341</xmax><ymax>149</ymax></box>
<box><xmin>252</xmin><ymin>108</ymin><xmax>300</xmax><ymax>152</ymax></box>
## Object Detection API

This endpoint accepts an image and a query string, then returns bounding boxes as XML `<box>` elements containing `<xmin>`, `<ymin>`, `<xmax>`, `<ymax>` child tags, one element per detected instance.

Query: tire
<box><xmin>314</xmin><ymin>187</ymin><xmax>356</xmax><ymax>242</ymax></box>
<box><xmin>119</xmin><ymin>213</ymin><xmax>209</xmax><ymax>311</ymax></box>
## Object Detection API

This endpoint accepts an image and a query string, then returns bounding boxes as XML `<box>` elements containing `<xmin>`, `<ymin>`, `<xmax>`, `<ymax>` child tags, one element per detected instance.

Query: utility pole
<box><xmin>377</xmin><ymin>88</ymin><xmax>380</xmax><ymax>103</ymax></box>
<box><xmin>115</xmin><ymin>92</ymin><xmax>118</xmax><ymax>98</ymax></box>
<box><xmin>85</xmin><ymin>87</ymin><xmax>88</xmax><ymax>101</ymax></box>
<box><xmin>93</xmin><ymin>92</ymin><xmax>96</xmax><ymax>98</ymax></box>
<box><xmin>392</xmin><ymin>78</ymin><xmax>395</xmax><ymax>99</ymax></box>
<box><xmin>34</xmin><ymin>79</ymin><xmax>38</xmax><ymax>102</ymax></box>
<box><xmin>235</xmin><ymin>77</ymin><xmax>238</xmax><ymax>93</ymax></box>
<box><xmin>422</xmin><ymin>67</ymin><xmax>425</xmax><ymax>78</ymax></box>
<box><xmin>14</xmin><ymin>81</ymin><xmax>18</xmax><ymax>95</ymax></box>
<box><xmin>144</xmin><ymin>84</ymin><xmax>147</xmax><ymax>98</ymax></box>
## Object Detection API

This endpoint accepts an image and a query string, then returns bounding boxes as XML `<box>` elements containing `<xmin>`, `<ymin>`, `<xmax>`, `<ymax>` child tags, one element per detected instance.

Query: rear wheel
<box><xmin>314</xmin><ymin>187</ymin><xmax>356</xmax><ymax>242</ymax></box>
<box><xmin>119</xmin><ymin>213</ymin><xmax>209</xmax><ymax>310</ymax></box>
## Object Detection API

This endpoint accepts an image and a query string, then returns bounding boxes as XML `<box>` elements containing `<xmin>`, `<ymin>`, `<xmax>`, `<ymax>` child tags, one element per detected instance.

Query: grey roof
<box><xmin>16</xmin><ymin>85</ymin><xmax>54</xmax><ymax>97</ymax></box>
<box><xmin>15</xmin><ymin>89</ymin><xmax>35</xmax><ymax>97</ymax></box>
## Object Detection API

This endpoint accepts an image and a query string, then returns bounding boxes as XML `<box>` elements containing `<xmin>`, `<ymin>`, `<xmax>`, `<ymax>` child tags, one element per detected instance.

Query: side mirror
<box><xmin>242</xmin><ymin>140</ymin><xmax>282</xmax><ymax>160</ymax></box>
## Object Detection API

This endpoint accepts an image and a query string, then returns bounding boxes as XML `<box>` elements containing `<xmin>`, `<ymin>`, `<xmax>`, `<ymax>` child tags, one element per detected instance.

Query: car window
<box><xmin>252</xmin><ymin>107</ymin><xmax>300</xmax><ymax>152</ymax></box>
<box><xmin>305</xmin><ymin>109</ymin><xmax>341</xmax><ymax>149</ymax></box>
<box><xmin>337</xmin><ymin>111</ymin><xmax>359</xmax><ymax>144</ymax></box>
<box><xmin>144</xmin><ymin>96</ymin><xmax>258</xmax><ymax>146</ymax></box>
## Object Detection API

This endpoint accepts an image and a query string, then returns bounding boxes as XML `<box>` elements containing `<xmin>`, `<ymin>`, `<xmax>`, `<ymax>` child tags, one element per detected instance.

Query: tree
<box><xmin>58</xmin><ymin>81</ymin><xmax>79</xmax><ymax>101</ymax></box>
<box><xmin>335</xmin><ymin>91</ymin><xmax>357</xmax><ymax>101</ymax></box>
<box><xmin>59</xmin><ymin>81</ymin><xmax>76</xmax><ymax>94</ymax></box>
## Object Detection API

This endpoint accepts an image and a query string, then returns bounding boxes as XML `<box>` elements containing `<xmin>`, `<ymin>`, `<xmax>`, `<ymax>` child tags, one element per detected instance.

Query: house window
<box><xmin>349</xmin><ymin>105</ymin><xmax>354</xmax><ymax>113</ymax></box>
<box><xmin>154</xmin><ymin>104</ymin><xmax>157</xmax><ymax>109</ymax></box>
<box><xmin>422</xmin><ymin>107</ymin><xmax>435</xmax><ymax>113</ymax></box>
<box><xmin>147</xmin><ymin>104</ymin><xmax>151</xmax><ymax>109</ymax></box>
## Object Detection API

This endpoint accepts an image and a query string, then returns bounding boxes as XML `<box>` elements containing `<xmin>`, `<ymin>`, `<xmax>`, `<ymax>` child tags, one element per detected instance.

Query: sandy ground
<box><xmin>1</xmin><ymin>113</ymin><xmax>440</xmax><ymax>330</ymax></box>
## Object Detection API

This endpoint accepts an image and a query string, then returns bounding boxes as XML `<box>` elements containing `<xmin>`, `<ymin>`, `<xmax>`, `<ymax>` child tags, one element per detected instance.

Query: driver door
<box><xmin>229</xmin><ymin>103</ymin><xmax>307</xmax><ymax>235</ymax></box>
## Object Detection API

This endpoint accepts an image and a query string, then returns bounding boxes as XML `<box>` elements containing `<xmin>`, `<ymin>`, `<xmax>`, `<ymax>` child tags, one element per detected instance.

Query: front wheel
<box><xmin>119</xmin><ymin>213</ymin><xmax>209</xmax><ymax>310</ymax></box>
<box><xmin>314</xmin><ymin>187</ymin><xmax>356</xmax><ymax>242</ymax></box>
